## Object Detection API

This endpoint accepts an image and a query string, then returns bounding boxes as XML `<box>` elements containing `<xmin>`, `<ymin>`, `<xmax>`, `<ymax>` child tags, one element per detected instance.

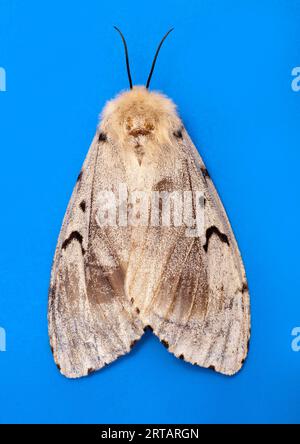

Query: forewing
<box><xmin>48</xmin><ymin>133</ymin><xmax>144</xmax><ymax>378</ymax></box>
<box><xmin>126</xmin><ymin>128</ymin><xmax>250</xmax><ymax>375</ymax></box>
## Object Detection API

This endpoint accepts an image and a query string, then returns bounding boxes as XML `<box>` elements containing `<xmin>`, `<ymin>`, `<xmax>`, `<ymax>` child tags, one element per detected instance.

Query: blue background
<box><xmin>0</xmin><ymin>0</ymin><xmax>299</xmax><ymax>424</ymax></box>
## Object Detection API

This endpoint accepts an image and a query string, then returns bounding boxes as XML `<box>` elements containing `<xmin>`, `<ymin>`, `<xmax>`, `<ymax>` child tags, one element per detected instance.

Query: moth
<box><xmin>48</xmin><ymin>27</ymin><xmax>250</xmax><ymax>378</ymax></box>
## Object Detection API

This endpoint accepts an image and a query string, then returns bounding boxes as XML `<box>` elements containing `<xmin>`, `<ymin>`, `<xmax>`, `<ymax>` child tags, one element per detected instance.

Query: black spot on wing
<box><xmin>62</xmin><ymin>231</ymin><xmax>85</xmax><ymax>255</ymax></box>
<box><xmin>203</xmin><ymin>226</ymin><xmax>229</xmax><ymax>252</ymax></box>
<box><xmin>80</xmin><ymin>200</ymin><xmax>86</xmax><ymax>212</ymax></box>
<box><xmin>130</xmin><ymin>339</ymin><xmax>138</xmax><ymax>349</ymax></box>
<box><xmin>174</xmin><ymin>125</ymin><xmax>184</xmax><ymax>139</ymax></box>
<box><xmin>241</xmin><ymin>282</ymin><xmax>248</xmax><ymax>293</ymax></box>
<box><xmin>98</xmin><ymin>132</ymin><xmax>107</xmax><ymax>142</ymax></box>
<box><xmin>173</xmin><ymin>128</ymin><xmax>183</xmax><ymax>139</ymax></box>
<box><xmin>241</xmin><ymin>338</ymin><xmax>251</xmax><ymax>365</ymax></box>
<box><xmin>201</xmin><ymin>167</ymin><xmax>210</xmax><ymax>180</ymax></box>
<box><xmin>143</xmin><ymin>325</ymin><xmax>153</xmax><ymax>332</ymax></box>
<box><xmin>161</xmin><ymin>339</ymin><xmax>169</xmax><ymax>349</ymax></box>
<box><xmin>77</xmin><ymin>171</ymin><xmax>83</xmax><ymax>182</ymax></box>
<box><xmin>153</xmin><ymin>178</ymin><xmax>174</xmax><ymax>192</ymax></box>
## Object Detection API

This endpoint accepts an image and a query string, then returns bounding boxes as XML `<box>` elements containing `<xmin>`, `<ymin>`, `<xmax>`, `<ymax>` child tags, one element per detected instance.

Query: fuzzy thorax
<box><xmin>100</xmin><ymin>87</ymin><xmax>181</xmax><ymax>158</ymax></box>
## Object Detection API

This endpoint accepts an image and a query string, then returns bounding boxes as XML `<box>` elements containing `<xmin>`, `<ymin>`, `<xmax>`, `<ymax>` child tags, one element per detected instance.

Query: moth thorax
<box><xmin>125</xmin><ymin>116</ymin><xmax>155</xmax><ymax>138</ymax></box>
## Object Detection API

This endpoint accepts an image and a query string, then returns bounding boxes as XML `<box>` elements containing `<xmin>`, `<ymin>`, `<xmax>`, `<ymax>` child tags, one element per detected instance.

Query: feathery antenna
<box><xmin>114</xmin><ymin>26</ymin><xmax>133</xmax><ymax>89</ymax></box>
<box><xmin>146</xmin><ymin>28</ymin><xmax>174</xmax><ymax>89</ymax></box>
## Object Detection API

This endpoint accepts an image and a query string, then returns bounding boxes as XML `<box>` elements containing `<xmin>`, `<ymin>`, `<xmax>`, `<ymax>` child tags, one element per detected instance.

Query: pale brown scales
<box><xmin>48</xmin><ymin>87</ymin><xmax>250</xmax><ymax>378</ymax></box>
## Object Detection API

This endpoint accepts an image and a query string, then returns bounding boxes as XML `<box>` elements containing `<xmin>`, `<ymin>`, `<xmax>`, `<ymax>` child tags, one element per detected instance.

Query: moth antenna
<box><xmin>146</xmin><ymin>28</ymin><xmax>174</xmax><ymax>89</ymax></box>
<box><xmin>114</xmin><ymin>26</ymin><xmax>133</xmax><ymax>89</ymax></box>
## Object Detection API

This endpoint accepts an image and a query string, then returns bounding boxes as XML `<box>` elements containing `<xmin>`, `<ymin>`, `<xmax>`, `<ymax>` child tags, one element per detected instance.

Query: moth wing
<box><xmin>49</xmin><ymin>134</ymin><xmax>144</xmax><ymax>378</ymax></box>
<box><xmin>126</xmin><ymin>128</ymin><xmax>250</xmax><ymax>376</ymax></box>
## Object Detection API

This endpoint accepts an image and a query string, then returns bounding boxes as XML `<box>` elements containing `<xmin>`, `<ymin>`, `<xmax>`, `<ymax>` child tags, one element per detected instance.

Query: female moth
<box><xmin>48</xmin><ymin>28</ymin><xmax>250</xmax><ymax>378</ymax></box>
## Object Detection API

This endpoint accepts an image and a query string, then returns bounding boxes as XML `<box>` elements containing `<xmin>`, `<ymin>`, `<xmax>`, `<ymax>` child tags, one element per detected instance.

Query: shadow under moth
<box><xmin>48</xmin><ymin>28</ymin><xmax>250</xmax><ymax>378</ymax></box>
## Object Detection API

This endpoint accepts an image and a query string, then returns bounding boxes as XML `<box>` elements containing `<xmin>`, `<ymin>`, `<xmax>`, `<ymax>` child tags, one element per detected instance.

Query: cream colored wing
<box><xmin>126</xmin><ymin>127</ymin><xmax>250</xmax><ymax>376</ymax></box>
<box><xmin>48</xmin><ymin>132</ymin><xmax>144</xmax><ymax>378</ymax></box>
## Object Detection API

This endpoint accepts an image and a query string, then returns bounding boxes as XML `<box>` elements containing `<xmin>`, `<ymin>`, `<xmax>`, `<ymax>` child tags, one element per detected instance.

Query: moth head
<box><xmin>100</xmin><ymin>28</ymin><xmax>180</xmax><ymax>149</ymax></box>
<box><xmin>101</xmin><ymin>87</ymin><xmax>180</xmax><ymax>148</ymax></box>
